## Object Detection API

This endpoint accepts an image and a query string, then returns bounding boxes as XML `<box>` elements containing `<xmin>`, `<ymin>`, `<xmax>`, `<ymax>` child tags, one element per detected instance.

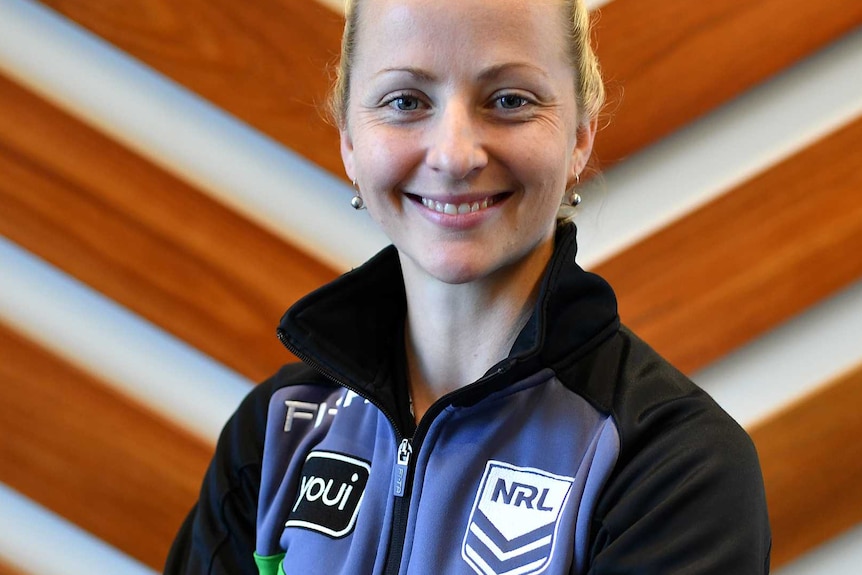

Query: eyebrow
<box><xmin>476</xmin><ymin>62</ymin><xmax>550</xmax><ymax>82</ymax></box>
<box><xmin>374</xmin><ymin>62</ymin><xmax>549</xmax><ymax>82</ymax></box>
<box><xmin>375</xmin><ymin>67</ymin><xmax>438</xmax><ymax>82</ymax></box>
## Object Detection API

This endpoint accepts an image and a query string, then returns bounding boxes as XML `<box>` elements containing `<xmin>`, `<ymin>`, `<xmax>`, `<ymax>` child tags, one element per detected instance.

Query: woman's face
<box><xmin>341</xmin><ymin>0</ymin><xmax>594</xmax><ymax>286</ymax></box>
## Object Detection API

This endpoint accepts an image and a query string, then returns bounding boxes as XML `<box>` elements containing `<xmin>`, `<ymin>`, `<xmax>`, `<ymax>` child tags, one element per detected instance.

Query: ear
<box><xmin>340</xmin><ymin>127</ymin><xmax>356</xmax><ymax>182</ymax></box>
<box><xmin>568</xmin><ymin>118</ymin><xmax>597</xmax><ymax>187</ymax></box>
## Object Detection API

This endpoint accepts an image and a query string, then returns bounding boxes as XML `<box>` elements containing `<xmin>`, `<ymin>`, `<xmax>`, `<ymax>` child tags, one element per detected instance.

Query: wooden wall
<box><xmin>0</xmin><ymin>0</ymin><xmax>861</xmax><ymax>572</ymax></box>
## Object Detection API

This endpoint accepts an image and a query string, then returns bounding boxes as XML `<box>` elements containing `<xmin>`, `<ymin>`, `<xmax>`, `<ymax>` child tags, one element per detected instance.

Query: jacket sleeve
<box><xmin>164</xmin><ymin>376</ymin><xmax>276</xmax><ymax>575</ymax></box>
<box><xmin>587</xmin><ymin>384</ymin><xmax>772</xmax><ymax>574</ymax></box>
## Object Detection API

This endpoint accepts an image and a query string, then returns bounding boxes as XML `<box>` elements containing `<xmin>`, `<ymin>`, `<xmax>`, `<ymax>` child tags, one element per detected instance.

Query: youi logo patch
<box><xmin>286</xmin><ymin>451</ymin><xmax>370</xmax><ymax>538</ymax></box>
<box><xmin>462</xmin><ymin>461</ymin><xmax>575</xmax><ymax>575</ymax></box>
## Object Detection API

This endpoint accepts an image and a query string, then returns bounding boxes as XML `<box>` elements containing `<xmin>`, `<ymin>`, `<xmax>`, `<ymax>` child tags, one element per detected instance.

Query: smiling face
<box><xmin>340</xmin><ymin>0</ymin><xmax>595</xmax><ymax>286</ymax></box>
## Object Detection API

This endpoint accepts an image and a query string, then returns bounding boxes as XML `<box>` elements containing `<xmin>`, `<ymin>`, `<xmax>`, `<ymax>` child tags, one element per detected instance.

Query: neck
<box><xmin>401</xmin><ymin>237</ymin><xmax>553</xmax><ymax>421</ymax></box>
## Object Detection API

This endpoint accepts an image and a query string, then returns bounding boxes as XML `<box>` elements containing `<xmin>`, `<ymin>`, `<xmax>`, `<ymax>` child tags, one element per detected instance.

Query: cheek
<box><xmin>354</xmin><ymin>128</ymin><xmax>422</xmax><ymax>186</ymax></box>
<box><xmin>516</xmin><ymin>144</ymin><xmax>571</xmax><ymax>194</ymax></box>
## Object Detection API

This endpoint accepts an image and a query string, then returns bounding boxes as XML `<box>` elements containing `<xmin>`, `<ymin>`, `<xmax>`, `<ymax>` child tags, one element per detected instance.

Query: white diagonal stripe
<box><xmin>470</xmin><ymin>522</ymin><xmax>552</xmax><ymax>561</ymax></box>
<box><xmin>0</xmin><ymin>483</ymin><xmax>157</xmax><ymax>575</ymax></box>
<box><xmin>0</xmin><ymin>235</ymin><xmax>251</xmax><ymax>444</ymax></box>
<box><xmin>465</xmin><ymin>544</ymin><xmax>496</xmax><ymax>575</ymax></box>
<box><xmin>466</xmin><ymin>544</ymin><xmax>550</xmax><ymax>575</ymax></box>
<box><xmin>575</xmin><ymin>27</ymin><xmax>862</xmax><ymax>268</ymax></box>
<box><xmin>0</xmin><ymin>0</ymin><xmax>388</xmax><ymax>272</ymax></box>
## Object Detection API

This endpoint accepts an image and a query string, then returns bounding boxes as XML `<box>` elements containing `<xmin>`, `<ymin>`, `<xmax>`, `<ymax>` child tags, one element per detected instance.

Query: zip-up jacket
<box><xmin>165</xmin><ymin>224</ymin><xmax>771</xmax><ymax>574</ymax></box>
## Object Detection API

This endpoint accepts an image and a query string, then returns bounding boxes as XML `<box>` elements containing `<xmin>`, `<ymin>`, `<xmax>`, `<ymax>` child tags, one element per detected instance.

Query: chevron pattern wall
<box><xmin>1</xmin><ymin>0</ymin><xmax>861</xmax><ymax>572</ymax></box>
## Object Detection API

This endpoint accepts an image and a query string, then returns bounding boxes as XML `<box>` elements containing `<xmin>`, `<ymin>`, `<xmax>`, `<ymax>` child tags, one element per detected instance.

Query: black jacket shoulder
<box><xmin>164</xmin><ymin>362</ymin><xmax>332</xmax><ymax>575</ymax></box>
<box><xmin>569</xmin><ymin>327</ymin><xmax>771</xmax><ymax>574</ymax></box>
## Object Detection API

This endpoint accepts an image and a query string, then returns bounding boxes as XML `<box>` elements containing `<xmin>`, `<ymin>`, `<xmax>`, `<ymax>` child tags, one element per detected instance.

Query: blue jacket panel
<box><xmin>255</xmin><ymin>371</ymin><xmax>620</xmax><ymax>575</ymax></box>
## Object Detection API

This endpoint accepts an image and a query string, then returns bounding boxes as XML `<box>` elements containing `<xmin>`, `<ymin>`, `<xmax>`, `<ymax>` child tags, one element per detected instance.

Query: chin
<box><xmin>431</xmin><ymin>267</ymin><xmax>489</xmax><ymax>286</ymax></box>
<box><xmin>425</xmin><ymin>260</ymin><xmax>489</xmax><ymax>285</ymax></box>
<box><xmin>400</xmin><ymin>249</ymin><xmax>493</xmax><ymax>286</ymax></box>
<box><xmin>430</xmin><ymin>250</ymin><xmax>535</xmax><ymax>287</ymax></box>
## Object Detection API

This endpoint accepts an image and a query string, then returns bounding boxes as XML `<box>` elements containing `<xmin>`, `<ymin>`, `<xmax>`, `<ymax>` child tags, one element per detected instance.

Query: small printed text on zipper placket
<box><xmin>393</xmin><ymin>438</ymin><xmax>413</xmax><ymax>497</ymax></box>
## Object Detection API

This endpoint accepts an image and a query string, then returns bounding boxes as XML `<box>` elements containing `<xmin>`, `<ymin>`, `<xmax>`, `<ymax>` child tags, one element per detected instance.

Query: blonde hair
<box><xmin>563</xmin><ymin>0</ymin><xmax>605</xmax><ymax>124</ymax></box>
<box><xmin>328</xmin><ymin>0</ymin><xmax>605</xmax><ymax>223</ymax></box>
<box><xmin>328</xmin><ymin>0</ymin><xmax>605</xmax><ymax>128</ymax></box>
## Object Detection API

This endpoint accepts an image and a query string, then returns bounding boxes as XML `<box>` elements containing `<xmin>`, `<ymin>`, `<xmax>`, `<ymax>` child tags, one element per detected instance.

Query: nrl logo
<box><xmin>462</xmin><ymin>461</ymin><xmax>574</xmax><ymax>575</ymax></box>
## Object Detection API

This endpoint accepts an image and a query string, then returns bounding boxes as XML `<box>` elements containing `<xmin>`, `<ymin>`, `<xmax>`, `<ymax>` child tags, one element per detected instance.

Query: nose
<box><xmin>425</xmin><ymin>102</ymin><xmax>488</xmax><ymax>180</ymax></box>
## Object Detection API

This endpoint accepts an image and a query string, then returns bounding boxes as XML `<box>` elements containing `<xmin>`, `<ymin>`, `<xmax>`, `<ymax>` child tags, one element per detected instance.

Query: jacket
<box><xmin>165</xmin><ymin>224</ymin><xmax>771</xmax><ymax>575</ymax></box>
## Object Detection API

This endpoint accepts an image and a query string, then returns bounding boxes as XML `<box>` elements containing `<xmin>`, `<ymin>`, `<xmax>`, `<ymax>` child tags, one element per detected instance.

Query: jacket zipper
<box><xmin>380</xmin><ymin>362</ymin><xmax>511</xmax><ymax>575</ymax></box>
<box><xmin>278</xmin><ymin>327</ymin><xmax>512</xmax><ymax>574</ymax></box>
<box><xmin>383</xmin><ymin>437</ymin><xmax>413</xmax><ymax>575</ymax></box>
<box><xmin>393</xmin><ymin>438</ymin><xmax>413</xmax><ymax>497</ymax></box>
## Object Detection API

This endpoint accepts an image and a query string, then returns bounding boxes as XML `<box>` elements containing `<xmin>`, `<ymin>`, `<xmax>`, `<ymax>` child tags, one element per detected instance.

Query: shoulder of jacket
<box><xmin>215</xmin><ymin>362</ymin><xmax>339</xmax><ymax>466</ymax></box>
<box><xmin>578</xmin><ymin>327</ymin><xmax>770</xmax><ymax>571</ymax></box>
<box><xmin>268</xmin><ymin>361</ymin><xmax>333</xmax><ymax>387</ymax></box>
<box><xmin>228</xmin><ymin>362</ymin><xmax>330</xmax><ymax>418</ymax></box>
<box><xmin>556</xmin><ymin>325</ymin><xmax>755</xmax><ymax>467</ymax></box>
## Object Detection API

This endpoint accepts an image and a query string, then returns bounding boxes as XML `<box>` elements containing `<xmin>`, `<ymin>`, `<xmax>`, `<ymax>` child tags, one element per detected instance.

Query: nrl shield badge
<box><xmin>462</xmin><ymin>461</ymin><xmax>575</xmax><ymax>575</ymax></box>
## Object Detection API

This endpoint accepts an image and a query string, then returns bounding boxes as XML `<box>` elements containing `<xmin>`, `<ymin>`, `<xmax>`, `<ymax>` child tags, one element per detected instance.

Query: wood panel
<box><xmin>34</xmin><ymin>0</ymin><xmax>862</xmax><ymax>174</ymax></box>
<box><xmin>0</xmin><ymin>321</ymin><xmax>213</xmax><ymax>569</ymax></box>
<box><xmin>37</xmin><ymin>0</ymin><xmax>345</xmax><ymax>175</ymax></box>
<box><xmin>0</xmin><ymin>73</ymin><xmax>337</xmax><ymax>383</ymax></box>
<box><xmin>751</xmin><ymin>362</ymin><xmax>862</xmax><ymax>568</ymax></box>
<box><xmin>595</xmin><ymin>116</ymin><xmax>862</xmax><ymax>374</ymax></box>
<box><xmin>591</xmin><ymin>0</ymin><xmax>862</xmax><ymax>164</ymax></box>
<box><xmin>0</xmin><ymin>562</ymin><xmax>27</xmax><ymax>575</ymax></box>
<box><xmin>1</xmin><ymin>0</ymin><xmax>859</xmax><ymax>570</ymax></box>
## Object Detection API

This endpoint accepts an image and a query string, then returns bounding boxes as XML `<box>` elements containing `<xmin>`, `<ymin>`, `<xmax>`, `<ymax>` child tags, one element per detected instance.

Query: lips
<box><xmin>414</xmin><ymin>192</ymin><xmax>508</xmax><ymax>215</ymax></box>
<box><xmin>420</xmin><ymin>196</ymin><xmax>495</xmax><ymax>215</ymax></box>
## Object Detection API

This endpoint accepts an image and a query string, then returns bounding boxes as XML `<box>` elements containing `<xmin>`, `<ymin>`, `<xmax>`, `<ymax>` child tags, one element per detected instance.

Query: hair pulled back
<box><xmin>328</xmin><ymin>0</ymin><xmax>605</xmax><ymax>129</ymax></box>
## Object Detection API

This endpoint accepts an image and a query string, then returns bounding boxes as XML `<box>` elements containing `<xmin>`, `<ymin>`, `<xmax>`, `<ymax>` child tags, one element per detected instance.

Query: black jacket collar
<box><xmin>277</xmin><ymin>223</ymin><xmax>619</xmax><ymax>409</ymax></box>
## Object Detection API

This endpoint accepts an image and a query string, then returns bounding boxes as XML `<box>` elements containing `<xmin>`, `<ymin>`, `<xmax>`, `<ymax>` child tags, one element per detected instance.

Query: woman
<box><xmin>166</xmin><ymin>0</ymin><xmax>771</xmax><ymax>573</ymax></box>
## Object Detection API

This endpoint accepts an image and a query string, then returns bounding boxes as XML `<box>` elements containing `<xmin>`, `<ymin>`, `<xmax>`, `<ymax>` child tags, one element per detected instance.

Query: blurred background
<box><xmin>0</xmin><ymin>0</ymin><xmax>860</xmax><ymax>573</ymax></box>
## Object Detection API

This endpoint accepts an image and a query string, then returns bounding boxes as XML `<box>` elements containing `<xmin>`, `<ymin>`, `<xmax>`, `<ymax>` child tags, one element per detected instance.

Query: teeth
<box><xmin>421</xmin><ymin>196</ymin><xmax>496</xmax><ymax>215</ymax></box>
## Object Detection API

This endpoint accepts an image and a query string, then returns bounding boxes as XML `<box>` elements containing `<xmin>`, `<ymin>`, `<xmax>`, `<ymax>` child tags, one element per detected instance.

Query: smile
<box><xmin>420</xmin><ymin>195</ymin><xmax>499</xmax><ymax>215</ymax></box>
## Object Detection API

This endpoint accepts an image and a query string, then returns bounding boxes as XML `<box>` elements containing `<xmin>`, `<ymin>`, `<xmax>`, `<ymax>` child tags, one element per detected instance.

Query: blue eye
<box><xmin>497</xmin><ymin>95</ymin><xmax>528</xmax><ymax>109</ymax></box>
<box><xmin>392</xmin><ymin>96</ymin><xmax>420</xmax><ymax>111</ymax></box>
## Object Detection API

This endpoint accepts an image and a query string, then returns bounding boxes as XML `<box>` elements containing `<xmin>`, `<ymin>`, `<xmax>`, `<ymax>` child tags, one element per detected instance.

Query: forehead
<box><xmin>353</xmin><ymin>0</ymin><xmax>570</xmax><ymax>73</ymax></box>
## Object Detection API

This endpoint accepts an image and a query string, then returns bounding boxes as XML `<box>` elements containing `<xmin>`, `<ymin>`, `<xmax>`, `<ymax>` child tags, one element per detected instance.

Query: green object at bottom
<box><xmin>253</xmin><ymin>551</ymin><xmax>286</xmax><ymax>575</ymax></box>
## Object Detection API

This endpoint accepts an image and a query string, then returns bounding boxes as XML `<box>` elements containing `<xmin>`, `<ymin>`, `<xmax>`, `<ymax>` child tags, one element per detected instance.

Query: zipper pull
<box><xmin>392</xmin><ymin>438</ymin><xmax>413</xmax><ymax>497</ymax></box>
